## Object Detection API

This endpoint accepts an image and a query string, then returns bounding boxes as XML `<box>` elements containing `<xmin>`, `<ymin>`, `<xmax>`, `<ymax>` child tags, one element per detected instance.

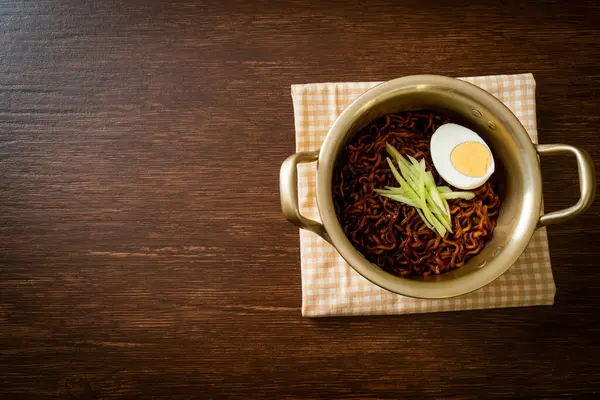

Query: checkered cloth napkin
<box><xmin>291</xmin><ymin>73</ymin><xmax>556</xmax><ymax>317</ymax></box>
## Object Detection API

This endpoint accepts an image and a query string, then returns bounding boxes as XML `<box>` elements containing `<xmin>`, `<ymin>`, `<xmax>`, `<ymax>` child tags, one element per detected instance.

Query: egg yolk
<box><xmin>450</xmin><ymin>142</ymin><xmax>490</xmax><ymax>177</ymax></box>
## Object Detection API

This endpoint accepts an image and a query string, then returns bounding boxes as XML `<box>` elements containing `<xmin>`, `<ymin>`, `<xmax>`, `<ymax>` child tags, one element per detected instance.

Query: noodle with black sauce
<box><xmin>332</xmin><ymin>111</ymin><xmax>501</xmax><ymax>277</ymax></box>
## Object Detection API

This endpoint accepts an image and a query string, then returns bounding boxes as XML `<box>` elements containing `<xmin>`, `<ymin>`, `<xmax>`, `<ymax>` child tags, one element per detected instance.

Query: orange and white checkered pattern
<box><xmin>291</xmin><ymin>73</ymin><xmax>556</xmax><ymax>317</ymax></box>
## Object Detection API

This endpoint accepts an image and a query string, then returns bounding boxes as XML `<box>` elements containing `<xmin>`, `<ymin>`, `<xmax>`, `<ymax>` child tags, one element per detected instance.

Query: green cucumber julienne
<box><xmin>376</xmin><ymin>143</ymin><xmax>475</xmax><ymax>236</ymax></box>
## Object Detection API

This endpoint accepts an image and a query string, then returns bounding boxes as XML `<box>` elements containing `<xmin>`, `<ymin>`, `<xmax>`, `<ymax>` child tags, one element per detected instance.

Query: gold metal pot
<box><xmin>280</xmin><ymin>75</ymin><xmax>595</xmax><ymax>299</ymax></box>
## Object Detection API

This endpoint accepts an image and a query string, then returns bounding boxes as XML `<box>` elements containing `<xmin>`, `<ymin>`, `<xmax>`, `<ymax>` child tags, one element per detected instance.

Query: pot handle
<box><xmin>537</xmin><ymin>144</ymin><xmax>596</xmax><ymax>228</ymax></box>
<box><xmin>280</xmin><ymin>150</ymin><xmax>331</xmax><ymax>243</ymax></box>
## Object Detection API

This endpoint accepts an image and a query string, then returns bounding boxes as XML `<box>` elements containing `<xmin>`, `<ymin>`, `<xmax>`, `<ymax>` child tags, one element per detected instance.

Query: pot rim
<box><xmin>316</xmin><ymin>74</ymin><xmax>542</xmax><ymax>299</ymax></box>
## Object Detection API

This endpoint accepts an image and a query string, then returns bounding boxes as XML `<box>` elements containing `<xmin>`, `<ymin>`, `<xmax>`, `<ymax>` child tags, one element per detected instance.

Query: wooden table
<box><xmin>1</xmin><ymin>1</ymin><xmax>599</xmax><ymax>398</ymax></box>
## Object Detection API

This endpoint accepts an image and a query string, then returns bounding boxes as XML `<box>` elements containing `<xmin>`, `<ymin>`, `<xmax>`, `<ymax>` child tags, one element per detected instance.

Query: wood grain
<box><xmin>1</xmin><ymin>0</ymin><xmax>599</xmax><ymax>398</ymax></box>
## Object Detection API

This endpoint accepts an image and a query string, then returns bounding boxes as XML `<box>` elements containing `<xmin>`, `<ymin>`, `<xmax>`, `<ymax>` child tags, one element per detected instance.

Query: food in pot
<box><xmin>332</xmin><ymin>111</ymin><xmax>501</xmax><ymax>277</ymax></box>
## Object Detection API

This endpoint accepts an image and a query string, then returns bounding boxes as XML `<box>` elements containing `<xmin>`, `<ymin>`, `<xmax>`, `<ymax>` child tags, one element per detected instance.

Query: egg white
<box><xmin>430</xmin><ymin>123</ymin><xmax>495</xmax><ymax>190</ymax></box>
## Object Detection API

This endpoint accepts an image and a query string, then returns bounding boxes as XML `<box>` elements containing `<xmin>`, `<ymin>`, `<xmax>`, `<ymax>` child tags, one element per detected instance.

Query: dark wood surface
<box><xmin>1</xmin><ymin>0</ymin><xmax>600</xmax><ymax>398</ymax></box>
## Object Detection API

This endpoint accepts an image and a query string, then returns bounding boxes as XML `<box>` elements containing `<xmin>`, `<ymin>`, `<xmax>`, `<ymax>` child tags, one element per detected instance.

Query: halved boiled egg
<box><xmin>430</xmin><ymin>123</ymin><xmax>495</xmax><ymax>190</ymax></box>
